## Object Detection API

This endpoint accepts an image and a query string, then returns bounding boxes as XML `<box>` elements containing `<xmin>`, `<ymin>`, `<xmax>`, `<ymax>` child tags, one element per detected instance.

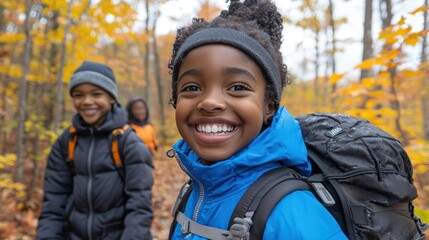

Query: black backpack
<box><xmin>170</xmin><ymin>113</ymin><xmax>428</xmax><ymax>240</ymax></box>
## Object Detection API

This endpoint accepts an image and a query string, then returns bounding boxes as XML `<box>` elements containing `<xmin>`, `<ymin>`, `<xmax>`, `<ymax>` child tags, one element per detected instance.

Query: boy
<box><xmin>36</xmin><ymin>61</ymin><xmax>153</xmax><ymax>240</ymax></box>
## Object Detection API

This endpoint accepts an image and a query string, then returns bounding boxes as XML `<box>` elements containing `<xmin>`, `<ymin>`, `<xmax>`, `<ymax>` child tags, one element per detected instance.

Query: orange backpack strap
<box><xmin>67</xmin><ymin>126</ymin><xmax>78</xmax><ymax>172</ymax></box>
<box><xmin>111</xmin><ymin>124</ymin><xmax>131</xmax><ymax>180</ymax></box>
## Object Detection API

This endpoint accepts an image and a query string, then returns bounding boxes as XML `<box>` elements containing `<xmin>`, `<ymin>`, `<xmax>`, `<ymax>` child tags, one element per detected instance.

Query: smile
<box><xmin>196</xmin><ymin>124</ymin><xmax>235</xmax><ymax>134</ymax></box>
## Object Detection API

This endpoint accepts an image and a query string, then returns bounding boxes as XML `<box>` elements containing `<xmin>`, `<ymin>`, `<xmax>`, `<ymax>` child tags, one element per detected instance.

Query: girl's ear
<box><xmin>264</xmin><ymin>102</ymin><xmax>276</xmax><ymax>124</ymax></box>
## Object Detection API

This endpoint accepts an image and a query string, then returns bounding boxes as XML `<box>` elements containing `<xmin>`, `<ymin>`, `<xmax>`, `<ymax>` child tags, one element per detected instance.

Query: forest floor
<box><xmin>0</xmin><ymin>154</ymin><xmax>188</xmax><ymax>240</ymax></box>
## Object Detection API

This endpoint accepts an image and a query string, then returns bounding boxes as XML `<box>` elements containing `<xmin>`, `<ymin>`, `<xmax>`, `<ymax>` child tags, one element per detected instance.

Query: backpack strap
<box><xmin>169</xmin><ymin>179</ymin><xmax>193</xmax><ymax>239</ymax></box>
<box><xmin>66</xmin><ymin>124</ymin><xmax>131</xmax><ymax>180</ymax></box>
<box><xmin>110</xmin><ymin>124</ymin><xmax>132</xmax><ymax>181</ymax></box>
<box><xmin>228</xmin><ymin>167</ymin><xmax>310</xmax><ymax>240</ymax></box>
<box><xmin>169</xmin><ymin>168</ymin><xmax>310</xmax><ymax>240</ymax></box>
<box><xmin>67</xmin><ymin>126</ymin><xmax>78</xmax><ymax>173</ymax></box>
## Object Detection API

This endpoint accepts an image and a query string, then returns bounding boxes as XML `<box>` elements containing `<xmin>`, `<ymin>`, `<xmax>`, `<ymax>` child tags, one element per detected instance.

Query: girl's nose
<box><xmin>197</xmin><ymin>91</ymin><xmax>226</xmax><ymax>113</ymax></box>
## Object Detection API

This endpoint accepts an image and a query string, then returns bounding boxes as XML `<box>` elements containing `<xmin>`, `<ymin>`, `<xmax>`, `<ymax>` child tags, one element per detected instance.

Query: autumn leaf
<box><xmin>329</xmin><ymin>73</ymin><xmax>345</xmax><ymax>84</ymax></box>
<box><xmin>397</xmin><ymin>16</ymin><xmax>406</xmax><ymax>25</ymax></box>
<box><xmin>409</xmin><ymin>6</ymin><xmax>429</xmax><ymax>15</ymax></box>
<box><xmin>404</xmin><ymin>33</ymin><xmax>420</xmax><ymax>46</ymax></box>
<box><xmin>355</xmin><ymin>58</ymin><xmax>374</xmax><ymax>70</ymax></box>
<box><xmin>384</xmin><ymin>49</ymin><xmax>400</xmax><ymax>61</ymax></box>
<box><xmin>361</xmin><ymin>77</ymin><xmax>375</xmax><ymax>89</ymax></box>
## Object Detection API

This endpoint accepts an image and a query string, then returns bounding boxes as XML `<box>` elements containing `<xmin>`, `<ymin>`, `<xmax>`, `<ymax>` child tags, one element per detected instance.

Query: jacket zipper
<box><xmin>167</xmin><ymin>149</ymin><xmax>205</xmax><ymax>222</ymax></box>
<box><xmin>86</xmin><ymin>130</ymin><xmax>95</xmax><ymax>239</ymax></box>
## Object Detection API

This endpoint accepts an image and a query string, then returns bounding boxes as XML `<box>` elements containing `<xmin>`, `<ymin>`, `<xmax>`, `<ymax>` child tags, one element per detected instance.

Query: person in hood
<box><xmin>166</xmin><ymin>0</ymin><xmax>347</xmax><ymax>239</ymax></box>
<box><xmin>36</xmin><ymin>61</ymin><xmax>154</xmax><ymax>240</ymax></box>
<box><xmin>126</xmin><ymin>97</ymin><xmax>158</xmax><ymax>155</ymax></box>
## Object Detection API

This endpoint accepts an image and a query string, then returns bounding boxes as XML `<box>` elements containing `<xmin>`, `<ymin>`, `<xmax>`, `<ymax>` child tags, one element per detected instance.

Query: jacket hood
<box><xmin>172</xmin><ymin>106</ymin><xmax>311</xmax><ymax>197</ymax></box>
<box><xmin>126</xmin><ymin>97</ymin><xmax>150</xmax><ymax>126</ymax></box>
<box><xmin>72</xmin><ymin>102</ymin><xmax>128</xmax><ymax>134</ymax></box>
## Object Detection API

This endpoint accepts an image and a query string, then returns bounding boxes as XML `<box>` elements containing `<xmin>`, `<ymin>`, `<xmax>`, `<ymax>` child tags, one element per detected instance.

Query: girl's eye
<box><xmin>72</xmin><ymin>93</ymin><xmax>82</xmax><ymax>98</ymax></box>
<box><xmin>229</xmin><ymin>83</ymin><xmax>250</xmax><ymax>92</ymax></box>
<box><xmin>181</xmin><ymin>84</ymin><xmax>200</xmax><ymax>92</ymax></box>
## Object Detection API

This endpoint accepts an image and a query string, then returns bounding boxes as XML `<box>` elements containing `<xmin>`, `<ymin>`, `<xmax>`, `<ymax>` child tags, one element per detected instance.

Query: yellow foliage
<box><xmin>355</xmin><ymin>58</ymin><xmax>374</xmax><ymax>70</ymax></box>
<box><xmin>0</xmin><ymin>65</ymin><xmax>9</xmax><ymax>74</ymax></box>
<box><xmin>361</xmin><ymin>77</ymin><xmax>375</xmax><ymax>89</ymax></box>
<box><xmin>342</xmin><ymin>84</ymin><xmax>367</xmax><ymax>97</ymax></box>
<box><xmin>405</xmin><ymin>140</ymin><xmax>429</xmax><ymax>174</ymax></box>
<box><xmin>0</xmin><ymin>32</ymin><xmax>25</xmax><ymax>43</ymax></box>
<box><xmin>329</xmin><ymin>73</ymin><xmax>345</xmax><ymax>84</ymax></box>
<box><xmin>0</xmin><ymin>154</ymin><xmax>17</xmax><ymax>169</ymax></box>
<box><xmin>404</xmin><ymin>33</ymin><xmax>420</xmax><ymax>46</ymax></box>
<box><xmin>2</xmin><ymin>0</ymin><xmax>21</xmax><ymax>8</ymax></box>
<box><xmin>397</xmin><ymin>16</ymin><xmax>406</xmax><ymax>25</ymax></box>
<box><xmin>399</xmin><ymin>69</ymin><xmax>424</xmax><ymax>79</ymax></box>
<box><xmin>396</xmin><ymin>26</ymin><xmax>412</xmax><ymax>38</ymax></box>
<box><xmin>8</xmin><ymin>64</ymin><xmax>22</xmax><ymax>78</ymax></box>
<box><xmin>385</xmin><ymin>49</ymin><xmax>400</xmax><ymax>61</ymax></box>
<box><xmin>409</xmin><ymin>6</ymin><xmax>429</xmax><ymax>15</ymax></box>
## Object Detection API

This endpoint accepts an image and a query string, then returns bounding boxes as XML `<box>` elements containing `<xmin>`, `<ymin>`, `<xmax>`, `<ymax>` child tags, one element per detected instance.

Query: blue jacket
<box><xmin>170</xmin><ymin>107</ymin><xmax>347</xmax><ymax>239</ymax></box>
<box><xmin>36</xmin><ymin>103</ymin><xmax>154</xmax><ymax>240</ymax></box>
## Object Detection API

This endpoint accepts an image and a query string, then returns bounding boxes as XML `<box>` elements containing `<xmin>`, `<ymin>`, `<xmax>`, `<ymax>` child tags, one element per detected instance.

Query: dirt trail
<box><xmin>151</xmin><ymin>155</ymin><xmax>188</xmax><ymax>240</ymax></box>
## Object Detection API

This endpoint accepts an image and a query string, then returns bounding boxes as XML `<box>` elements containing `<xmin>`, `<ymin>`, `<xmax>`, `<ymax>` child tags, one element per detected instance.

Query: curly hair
<box><xmin>168</xmin><ymin>0</ymin><xmax>290</xmax><ymax>109</ymax></box>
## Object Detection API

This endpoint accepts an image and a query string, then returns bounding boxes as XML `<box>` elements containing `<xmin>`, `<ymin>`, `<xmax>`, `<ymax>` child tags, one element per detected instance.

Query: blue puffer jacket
<box><xmin>36</xmin><ymin>103</ymin><xmax>154</xmax><ymax>240</ymax></box>
<box><xmin>170</xmin><ymin>107</ymin><xmax>347</xmax><ymax>239</ymax></box>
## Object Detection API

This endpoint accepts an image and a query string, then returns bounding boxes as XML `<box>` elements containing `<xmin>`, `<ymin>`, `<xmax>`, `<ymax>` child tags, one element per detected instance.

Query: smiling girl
<box><xmin>167</xmin><ymin>0</ymin><xmax>347</xmax><ymax>239</ymax></box>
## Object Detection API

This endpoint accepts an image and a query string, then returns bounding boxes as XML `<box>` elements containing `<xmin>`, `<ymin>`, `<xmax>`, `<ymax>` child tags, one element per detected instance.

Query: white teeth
<box><xmin>197</xmin><ymin>124</ymin><xmax>234</xmax><ymax>134</ymax></box>
<box><xmin>222</xmin><ymin>125</ymin><xmax>228</xmax><ymax>132</ymax></box>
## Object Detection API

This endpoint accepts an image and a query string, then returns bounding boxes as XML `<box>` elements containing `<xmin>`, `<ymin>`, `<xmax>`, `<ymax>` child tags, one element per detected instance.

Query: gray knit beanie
<box><xmin>69</xmin><ymin>61</ymin><xmax>118</xmax><ymax>100</ymax></box>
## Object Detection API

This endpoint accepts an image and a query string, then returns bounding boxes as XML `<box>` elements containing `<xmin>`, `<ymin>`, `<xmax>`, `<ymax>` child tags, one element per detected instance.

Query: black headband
<box><xmin>172</xmin><ymin>28</ymin><xmax>282</xmax><ymax>102</ymax></box>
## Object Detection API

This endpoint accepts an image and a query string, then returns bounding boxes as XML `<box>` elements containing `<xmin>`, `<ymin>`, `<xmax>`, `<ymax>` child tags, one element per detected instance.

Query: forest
<box><xmin>0</xmin><ymin>0</ymin><xmax>429</xmax><ymax>239</ymax></box>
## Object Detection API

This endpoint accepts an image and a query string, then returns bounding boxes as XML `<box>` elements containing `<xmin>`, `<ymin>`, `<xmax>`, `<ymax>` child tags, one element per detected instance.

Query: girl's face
<box><xmin>176</xmin><ymin>44</ymin><xmax>275</xmax><ymax>165</ymax></box>
<box><xmin>71</xmin><ymin>83</ymin><xmax>114</xmax><ymax>127</ymax></box>
<box><xmin>131</xmin><ymin>101</ymin><xmax>148</xmax><ymax>122</ymax></box>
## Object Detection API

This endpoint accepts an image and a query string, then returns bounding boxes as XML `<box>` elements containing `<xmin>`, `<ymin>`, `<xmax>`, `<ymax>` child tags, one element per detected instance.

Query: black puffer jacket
<box><xmin>36</xmin><ymin>103</ymin><xmax>153</xmax><ymax>240</ymax></box>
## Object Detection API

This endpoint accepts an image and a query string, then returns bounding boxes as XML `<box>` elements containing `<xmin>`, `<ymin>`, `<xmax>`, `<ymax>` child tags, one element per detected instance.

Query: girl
<box><xmin>167</xmin><ymin>0</ymin><xmax>347</xmax><ymax>239</ymax></box>
<box><xmin>126</xmin><ymin>97</ymin><xmax>158</xmax><ymax>155</ymax></box>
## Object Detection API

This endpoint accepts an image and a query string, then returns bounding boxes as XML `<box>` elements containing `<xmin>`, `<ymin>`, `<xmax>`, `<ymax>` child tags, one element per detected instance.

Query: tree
<box><xmin>152</xmin><ymin>2</ymin><xmax>167</xmax><ymax>141</ymax></box>
<box><xmin>295</xmin><ymin>0</ymin><xmax>324</xmax><ymax>111</ymax></box>
<box><xmin>143</xmin><ymin>0</ymin><xmax>151</xmax><ymax>104</ymax></box>
<box><xmin>15</xmin><ymin>0</ymin><xmax>34</xmax><ymax>183</ymax></box>
<box><xmin>360</xmin><ymin>0</ymin><xmax>373</xmax><ymax>82</ymax></box>
<box><xmin>421</xmin><ymin>0</ymin><xmax>429</xmax><ymax>141</ymax></box>
<box><xmin>327</xmin><ymin>0</ymin><xmax>337</xmax><ymax>107</ymax></box>
<box><xmin>54</xmin><ymin>0</ymin><xmax>74</xmax><ymax>129</ymax></box>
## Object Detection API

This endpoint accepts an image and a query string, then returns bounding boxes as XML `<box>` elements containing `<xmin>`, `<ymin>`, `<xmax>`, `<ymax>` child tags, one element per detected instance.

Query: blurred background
<box><xmin>0</xmin><ymin>0</ymin><xmax>428</xmax><ymax>239</ymax></box>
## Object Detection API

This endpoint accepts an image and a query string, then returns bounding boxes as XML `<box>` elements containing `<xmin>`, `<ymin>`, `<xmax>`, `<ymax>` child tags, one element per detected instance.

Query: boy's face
<box><xmin>131</xmin><ymin>101</ymin><xmax>148</xmax><ymax>122</ymax></box>
<box><xmin>176</xmin><ymin>44</ymin><xmax>275</xmax><ymax>165</ymax></box>
<box><xmin>71</xmin><ymin>83</ymin><xmax>114</xmax><ymax>127</ymax></box>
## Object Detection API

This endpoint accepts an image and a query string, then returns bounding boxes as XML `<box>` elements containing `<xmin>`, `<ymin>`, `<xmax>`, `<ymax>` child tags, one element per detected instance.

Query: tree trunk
<box><xmin>54</xmin><ymin>0</ymin><xmax>74</xmax><ymax>129</ymax></box>
<box><xmin>45</xmin><ymin>10</ymin><xmax>60</xmax><ymax>129</ymax></box>
<box><xmin>152</xmin><ymin>15</ymin><xmax>167</xmax><ymax>141</ymax></box>
<box><xmin>328</xmin><ymin>0</ymin><xmax>337</xmax><ymax>108</ymax></box>
<box><xmin>14</xmin><ymin>0</ymin><xmax>34</xmax><ymax>183</ymax></box>
<box><xmin>143</xmin><ymin>0</ymin><xmax>151</xmax><ymax>105</ymax></box>
<box><xmin>360</xmin><ymin>0</ymin><xmax>373</xmax><ymax>82</ymax></box>
<box><xmin>314</xmin><ymin>31</ymin><xmax>320</xmax><ymax>111</ymax></box>
<box><xmin>380</xmin><ymin>0</ymin><xmax>408</xmax><ymax>144</ymax></box>
<box><xmin>421</xmin><ymin>0</ymin><xmax>429</xmax><ymax>141</ymax></box>
<box><xmin>379</xmin><ymin>0</ymin><xmax>393</xmax><ymax>30</ymax></box>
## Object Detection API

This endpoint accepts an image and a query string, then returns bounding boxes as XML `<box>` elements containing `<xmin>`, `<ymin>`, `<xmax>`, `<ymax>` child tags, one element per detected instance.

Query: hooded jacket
<box><xmin>169</xmin><ymin>107</ymin><xmax>346</xmax><ymax>239</ymax></box>
<box><xmin>36</xmin><ymin>103</ymin><xmax>154</xmax><ymax>240</ymax></box>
